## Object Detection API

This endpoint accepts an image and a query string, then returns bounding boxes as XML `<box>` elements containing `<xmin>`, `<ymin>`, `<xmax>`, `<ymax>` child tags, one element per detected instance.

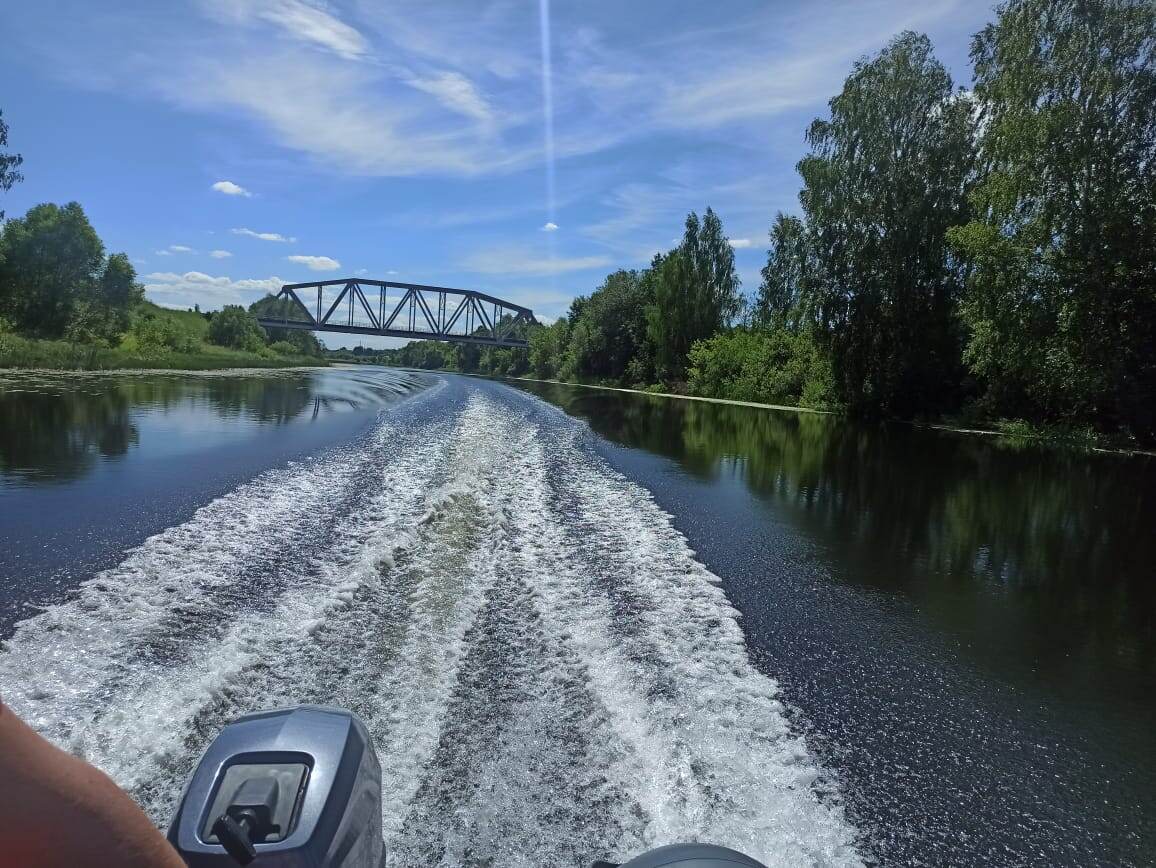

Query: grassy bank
<box><xmin>0</xmin><ymin>331</ymin><xmax>321</xmax><ymax>370</ymax></box>
<box><xmin>0</xmin><ymin>303</ymin><xmax>324</xmax><ymax>371</ymax></box>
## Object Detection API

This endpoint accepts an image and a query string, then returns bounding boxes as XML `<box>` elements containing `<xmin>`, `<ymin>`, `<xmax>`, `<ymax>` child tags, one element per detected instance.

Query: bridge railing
<box><xmin>256</xmin><ymin>278</ymin><xmax>538</xmax><ymax>347</ymax></box>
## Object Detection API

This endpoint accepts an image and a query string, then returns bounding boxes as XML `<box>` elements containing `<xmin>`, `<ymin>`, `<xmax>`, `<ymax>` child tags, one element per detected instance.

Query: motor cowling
<box><xmin>614</xmin><ymin>843</ymin><xmax>767</xmax><ymax>868</ymax></box>
<box><xmin>168</xmin><ymin>705</ymin><xmax>382</xmax><ymax>868</ymax></box>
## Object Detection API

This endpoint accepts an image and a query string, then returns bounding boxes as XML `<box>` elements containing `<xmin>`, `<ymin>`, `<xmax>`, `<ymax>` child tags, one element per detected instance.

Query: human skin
<box><xmin>0</xmin><ymin>700</ymin><xmax>186</xmax><ymax>868</ymax></box>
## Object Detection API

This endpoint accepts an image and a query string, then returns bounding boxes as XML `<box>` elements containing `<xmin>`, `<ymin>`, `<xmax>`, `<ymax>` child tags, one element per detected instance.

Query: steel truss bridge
<box><xmin>256</xmin><ymin>278</ymin><xmax>539</xmax><ymax>348</ymax></box>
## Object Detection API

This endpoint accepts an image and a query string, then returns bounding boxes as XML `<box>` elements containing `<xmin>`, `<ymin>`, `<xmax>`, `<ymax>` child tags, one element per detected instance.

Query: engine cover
<box><xmin>168</xmin><ymin>705</ymin><xmax>383</xmax><ymax>867</ymax></box>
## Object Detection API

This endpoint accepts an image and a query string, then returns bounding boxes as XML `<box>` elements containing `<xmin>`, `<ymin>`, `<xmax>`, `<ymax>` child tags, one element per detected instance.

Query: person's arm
<box><xmin>0</xmin><ymin>699</ymin><xmax>186</xmax><ymax>868</ymax></box>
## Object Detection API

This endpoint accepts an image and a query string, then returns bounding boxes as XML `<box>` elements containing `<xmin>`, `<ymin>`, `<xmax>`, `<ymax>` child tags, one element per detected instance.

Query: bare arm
<box><xmin>0</xmin><ymin>700</ymin><xmax>186</xmax><ymax>868</ymax></box>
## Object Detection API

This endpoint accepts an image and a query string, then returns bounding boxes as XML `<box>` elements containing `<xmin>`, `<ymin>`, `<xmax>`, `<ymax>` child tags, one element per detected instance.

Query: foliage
<box><xmin>560</xmin><ymin>270</ymin><xmax>653</xmax><ymax>382</ymax></box>
<box><xmin>647</xmin><ymin>209</ymin><xmax>743</xmax><ymax>383</ymax></box>
<box><xmin>529</xmin><ymin>319</ymin><xmax>570</xmax><ymax>379</ymax></box>
<box><xmin>754</xmin><ymin>214</ymin><xmax>817</xmax><ymax>331</ymax></box>
<box><xmin>248</xmin><ymin>293</ymin><xmax>323</xmax><ymax>356</ymax></box>
<box><xmin>687</xmin><ymin>327</ymin><xmax>834</xmax><ymax>407</ymax></box>
<box><xmin>122</xmin><ymin>304</ymin><xmax>202</xmax><ymax>355</ymax></box>
<box><xmin>268</xmin><ymin>340</ymin><xmax>299</xmax><ymax>356</ymax></box>
<box><xmin>208</xmin><ymin>305</ymin><xmax>266</xmax><ymax>352</ymax></box>
<box><xmin>948</xmin><ymin>0</ymin><xmax>1156</xmax><ymax>441</ymax></box>
<box><xmin>0</xmin><ymin>202</ymin><xmax>116</xmax><ymax>338</ymax></box>
<box><xmin>796</xmin><ymin>31</ymin><xmax>975</xmax><ymax>416</ymax></box>
<box><xmin>0</xmin><ymin>330</ymin><xmax>318</xmax><ymax>371</ymax></box>
<box><xmin>0</xmin><ymin>109</ymin><xmax>22</xmax><ymax>222</ymax></box>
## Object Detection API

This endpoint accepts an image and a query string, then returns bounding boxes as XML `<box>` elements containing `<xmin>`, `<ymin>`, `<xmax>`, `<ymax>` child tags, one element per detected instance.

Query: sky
<box><xmin>1</xmin><ymin>0</ymin><xmax>996</xmax><ymax>348</ymax></box>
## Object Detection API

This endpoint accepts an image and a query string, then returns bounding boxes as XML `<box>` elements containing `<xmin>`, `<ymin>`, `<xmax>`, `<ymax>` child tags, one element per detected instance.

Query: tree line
<box><xmin>0</xmin><ymin>191</ymin><xmax>323</xmax><ymax>363</ymax></box>
<box><xmin>384</xmin><ymin>0</ymin><xmax>1155</xmax><ymax>444</ymax></box>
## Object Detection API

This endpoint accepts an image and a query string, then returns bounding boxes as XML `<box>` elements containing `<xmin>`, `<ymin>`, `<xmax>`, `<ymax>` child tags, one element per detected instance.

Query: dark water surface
<box><xmin>510</xmin><ymin>380</ymin><xmax>1156</xmax><ymax>865</ymax></box>
<box><xmin>0</xmin><ymin>368</ymin><xmax>1152</xmax><ymax>866</ymax></box>
<box><xmin>0</xmin><ymin>367</ymin><xmax>431</xmax><ymax>630</ymax></box>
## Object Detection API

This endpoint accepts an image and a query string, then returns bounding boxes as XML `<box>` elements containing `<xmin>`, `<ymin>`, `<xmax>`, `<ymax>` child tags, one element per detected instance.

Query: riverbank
<box><xmin>500</xmin><ymin>374</ymin><xmax>1155</xmax><ymax>457</ymax></box>
<box><xmin>0</xmin><ymin>331</ymin><xmax>324</xmax><ymax>371</ymax></box>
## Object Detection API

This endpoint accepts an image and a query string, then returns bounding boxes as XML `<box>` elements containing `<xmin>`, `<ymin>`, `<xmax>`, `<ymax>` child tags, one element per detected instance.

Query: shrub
<box><xmin>687</xmin><ymin>327</ymin><xmax>834</xmax><ymax>408</ymax></box>
<box><xmin>208</xmin><ymin>305</ymin><xmax>265</xmax><ymax>352</ymax></box>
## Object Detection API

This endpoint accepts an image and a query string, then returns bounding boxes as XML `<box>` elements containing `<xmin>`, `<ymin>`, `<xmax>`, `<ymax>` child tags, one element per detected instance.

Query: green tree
<box><xmin>208</xmin><ymin>305</ymin><xmax>265</xmax><ymax>352</ymax></box>
<box><xmin>694</xmin><ymin>207</ymin><xmax>744</xmax><ymax>329</ymax></box>
<box><xmin>0</xmin><ymin>202</ymin><xmax>105</xmax><ymax>337</ymax></box>
<box><xmin>647</xmin><ymin>247</ymin><xmax>695</xmax><ymax>382</ymax></box>
<box><xmin>529</xmin><ymin>318</ymin><xmax>570</xmax><ymax>378</ymax></box>
<box><xmin>0</xmin><ymin>109</ymin><xmax>22</xmax><ymax>222</ymax></box>
<box><xmin>248</xmin><ymin>294</ymin><xmax>322</xmax><ymax>356</ymax></box>
<box><xmin>646</xmin><ymin>210</ymin><xmax>742</xmax><ymax>383</ymax></box>
<box><xmin>799</xmin><ymin>31</ymin><xmax>975</xmax><ymax>416</ymax></box>
<box><xmin>755</xmin><ymin>214</ymin><xmax>817</xmax><ymax>331</ymax></box>
<box><xmin>563</xmin><ymin>269</ymin><xmax>652</xmax><ymax>381</ymax></box>
<box><xmin>96</xmin><ymin>253</ymin><xmax>144</xmax><ymax>334</ymax></box>
<box><xmin>948</xmin><ymin>0</ymin><xmax>1156</xmax><ymax>439</ymax></box>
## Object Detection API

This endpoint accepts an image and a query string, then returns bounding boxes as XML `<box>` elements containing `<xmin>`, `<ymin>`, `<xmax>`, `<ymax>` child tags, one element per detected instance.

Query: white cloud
<box><xmin>386</xmin><ymin>269</ymin><xmax>399</xmax><ymax>275</ymax></box>
<box><xmin>728</xmin><ymin>238</ymin><xmax>753</xmax><ymax>249</ymax></box>
<box><xmin>541</xmin><ymin>222</ymin><xmax>559</xmax><ymax>232</ymax></box>
<box><xmin>232</xmin><ymin>227</ymin><xmax>296</xmax><ymax>243</ymax></box>
<box><xmin>209</xmin><ymin>249</ymin><xmax>233</xmax><ymax>258</ymax></box>
<box><xmin>402</xmin><ymin>70</ymin><xmax>495</xmax><ymax>125</ymax></box>
<box><xmin>204</xmin><ymin>0</ymin><xmax>369</xmax><ymax>60</ymax></box>
<box><xmin>211</xmin><ymin>180</ymin><xmax>252</xmax><ymax>197</ymax></box>
<box><xmin>155</xmin><ymin>244</ymin><xmax>195</xmax><ymax>255</ymax></box>
<box><xmin>287</xmin><ymin>254</ymin><xmax>340</xmax><ymax>271</ymax></box>
<box><xmin>461</xmin><ymin>246</ymin><xmax>612</xmax><ymax>277</ymax></box>
<box><xmin>354</xmin><ymin>267</ymin><xmax>368</xmax><ymax>275</ymax></box>
<box><xmin>143</xmin><ymin>270</ymin><xmax>285</xmax><ymax>308</ymax></box>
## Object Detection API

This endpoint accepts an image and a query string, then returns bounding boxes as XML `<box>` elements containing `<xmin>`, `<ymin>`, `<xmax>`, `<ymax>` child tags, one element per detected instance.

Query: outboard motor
<box><xmin>168</xmin><ymin>705</ymin><xmax>382</xmax><ymax>867</ymax></box>
<box><xmin>169</xmin><ymin>705</ymin><xmax>767</xmax><ymax>868</ymax></box>
<box><xmin>599</xmin><ymin>843</ymin><xmax>767</xmax><ymax>868</ymax></box>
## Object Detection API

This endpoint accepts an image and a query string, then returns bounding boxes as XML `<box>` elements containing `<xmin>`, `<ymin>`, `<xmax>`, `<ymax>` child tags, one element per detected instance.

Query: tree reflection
<box><xmin>0</xmin><ymin>387</ymin><xmax>138</xmax><ymax>482</ymax></box>
<box><xmin>513</xmin><ymin>382</ymin><xmax>1156</xmax><ymax>693</ymax></box>
<box><xmin>0</xmin><ymin>373</ymin><xmax>317</xmax><ymax>483</ymax></box>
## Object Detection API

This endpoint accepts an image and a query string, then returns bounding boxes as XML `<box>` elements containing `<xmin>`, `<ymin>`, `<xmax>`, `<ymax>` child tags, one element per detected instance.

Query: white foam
<box><xmin>0</xmin><ymin>380</ymin><xmax>860</xmax><ymax>867</ymax></box>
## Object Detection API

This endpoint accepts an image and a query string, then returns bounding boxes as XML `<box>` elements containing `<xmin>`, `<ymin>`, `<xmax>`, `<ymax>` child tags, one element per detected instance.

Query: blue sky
<box><xmin>1</xmin><ymin>0</ymin><xmax>994</xmax><ymax>347</ymax></box>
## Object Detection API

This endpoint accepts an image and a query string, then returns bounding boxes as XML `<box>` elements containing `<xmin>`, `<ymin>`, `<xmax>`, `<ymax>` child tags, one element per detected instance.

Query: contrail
<box><xmin>539</xmin><ymin>0</ymin><xmax>558</xmax><ymax>289</ymax></box>
<box><xmin>539</xmin><ymin>0</ymin><xmax>556</xmax><ymax>225</ymax></box>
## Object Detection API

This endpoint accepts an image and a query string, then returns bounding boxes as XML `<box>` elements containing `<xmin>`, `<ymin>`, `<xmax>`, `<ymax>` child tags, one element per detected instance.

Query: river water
<box><xmin>0</xmin><ymin>367</ymin><xmax>1152</xmax><ymax>866</ymax></box>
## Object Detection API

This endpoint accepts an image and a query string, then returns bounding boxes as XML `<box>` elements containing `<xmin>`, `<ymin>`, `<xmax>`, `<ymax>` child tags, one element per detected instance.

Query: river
<box><xmin>0</xmin><ymin>367</ymin><xmax>1152</xmax><ymax>866</ymax></box>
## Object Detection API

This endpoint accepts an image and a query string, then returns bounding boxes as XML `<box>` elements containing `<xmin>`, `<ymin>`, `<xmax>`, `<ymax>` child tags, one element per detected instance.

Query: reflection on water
<box><xmin>513</xmin><ymin>382</ymin><xmax>1156</xmax><ymax>717</ymax></box>
<box><xmin>0</xmin><ymin>368</ymin><xmax>429</xmax><ymax>485</ymax></box>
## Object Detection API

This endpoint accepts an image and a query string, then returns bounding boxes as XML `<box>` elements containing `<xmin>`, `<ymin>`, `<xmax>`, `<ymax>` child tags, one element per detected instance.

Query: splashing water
<box><xmin>0</xmin><ymin>378</ymin><xmax>861</xmax><ymax>867</ymax></box>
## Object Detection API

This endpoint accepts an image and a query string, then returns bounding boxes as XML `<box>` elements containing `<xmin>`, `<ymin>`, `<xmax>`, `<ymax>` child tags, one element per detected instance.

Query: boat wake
<box><xmin>0</xmin><ymin>377</ymin><xmax>860</xmax><ymax>867</ymax></box>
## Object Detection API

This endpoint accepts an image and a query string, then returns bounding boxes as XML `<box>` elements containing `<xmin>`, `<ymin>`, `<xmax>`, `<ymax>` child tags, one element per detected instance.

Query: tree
<box><xmin>647</xmin><ymin>247</ymin><xmax>696</xmax><ymax>382</ymax></box>
<box><xmin>646</xmin><ymin>210</ymin><xmax>742</xmax><ymax>383</ymax></box>
<box><xmin>694</xmin><ymin>207</ymin><xmax>744</xmax><ymax>329</ymax></box>
<box><xmin>798</xmin><ymin>31</ymin><xmax>975</xmax><ymax>416</ymax></box>
<box><xmin>755</xmin><ymin>214</ymin><xmax>817</xmax><ymax>331</ymax></box>
<box><xmin>563</xmin><ymin>269</ymin><xmax>652</xmax><ymax>381</ymax></box>
<box><xmin>948</xmin><ymin>0</ymin><xmax>1156</xmax><ymax>439</ymax></box>
<box><xmin>0</xmin><ymin>109</ymin><xmax>23</xmax><ymax>222</ymax></box>
<box><xmin>529</xmin><ymin>319</ymin><xmax>570</xmax><ymax>378</ymax></box>
<box><xmin>208</xmin><ymin>305</ymin><xmax>265</xmax><ymax>352</ymax></box>
<box><xmin>0</xmin><ymin>202</ymin><xmax>105</xmax><ymax>337</ymax></box>
<box><xmin>96</xmin><ymin>253</ymin><xmax>144</xmax><ymax>334</ymax></box>
<box><xmin>248</xmin><ymin>294</ymin><xmax>322</xmax><ymax>356</ymax></box>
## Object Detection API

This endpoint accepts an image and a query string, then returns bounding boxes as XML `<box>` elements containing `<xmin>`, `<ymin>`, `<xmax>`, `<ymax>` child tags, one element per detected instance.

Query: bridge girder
<box><xmin>256</xmin><ymin>278</ymin><xmax>539</xmax><ymax>348</ymax></box>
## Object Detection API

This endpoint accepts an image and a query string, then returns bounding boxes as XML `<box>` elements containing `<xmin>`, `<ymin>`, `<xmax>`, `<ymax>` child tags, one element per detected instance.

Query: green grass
<box><xmin>0</xmin><ymin>331</ymin><xmax>321</xmax><ymax>370</ymax></box>
<box><xmin>0</xmin><ymin>303</ymin><xmax>324</xmax><ymax>371</ymax></box>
